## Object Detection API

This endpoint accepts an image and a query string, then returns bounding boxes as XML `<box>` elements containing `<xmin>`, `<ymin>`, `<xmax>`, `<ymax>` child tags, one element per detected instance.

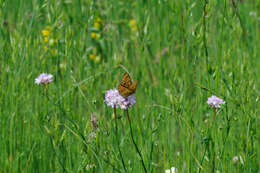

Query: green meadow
<box><xmin>0</xmin><ymin>0</ymin><xmax>259</xmax><ymax>172</ymax></box>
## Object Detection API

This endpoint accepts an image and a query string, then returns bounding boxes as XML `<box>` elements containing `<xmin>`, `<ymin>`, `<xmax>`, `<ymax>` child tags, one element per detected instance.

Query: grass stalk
<box><xmin>113</xmin><ymin>106</ymin><xmax>128</xmax><ymax>173</ymax></box>
<box><xmin>126</xmin><ymin>109</ymin><xmax>147</xmax><ymax>173</ymax></box>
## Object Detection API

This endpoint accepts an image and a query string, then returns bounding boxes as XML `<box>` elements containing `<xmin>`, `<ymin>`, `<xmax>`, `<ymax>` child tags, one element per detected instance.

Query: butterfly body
<box><xmin>118</xmin><ymin>73</ymin><xmax>138</xmax><ymax>97</ymax></box>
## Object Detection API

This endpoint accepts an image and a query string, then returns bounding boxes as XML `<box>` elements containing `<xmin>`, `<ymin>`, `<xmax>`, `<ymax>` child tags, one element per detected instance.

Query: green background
<box><xmin>0</xmin><ymin>0</ymin><xmax>259</xmax><ymax>172</ymax></box>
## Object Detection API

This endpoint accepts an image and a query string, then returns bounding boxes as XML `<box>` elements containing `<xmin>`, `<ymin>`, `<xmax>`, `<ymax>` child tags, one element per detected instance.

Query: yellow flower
<box><xmin>42</xmin><ymin>29</ymin><xmax>50</xmax><ymax>37</ymax></box>
<box><xmin>129</xmin><ymin>19</ymin><xmax>138</xmax><ymax>32</ymax></box>
<box><xmin>91</xmin><ymin>32</ymin><xmax>97</xmax><ymax>38</ymax></box>
<box><xmin>44</xmin><ymin>37</ymin><xmax>49</xmax><ymax>43</ymax></box>
<box><xmin>43</xmin><ymin>45</ymin><xmax>47</xmax><ymax>51</ymax></box>
<box><xmin>95</xmin><ymin>17</ymin><xmax>104</xmax><ymax>27</ymax></box>
<box><xmin>131</xmin><ymin>26</ymin><xmax>138</xmax><ymax>32</ymax></box>
<box><xmin>96</xmin><ymin>17</ymin><xmax>102</xmax><ymax>23</ymax></box>
<box><xmin>129</xmin><ymin>19</ymin><xmax>136</xmax><ymax>27</ymax></box>
<box><xmin>94</xmin><ymin>22</ymin><xmax>100</xmax><ymax>29</ymax></box>
<box><xmin>89</xmin><ymin>53</ymin><xmax>95</xmax><ymax>60</ymax></box>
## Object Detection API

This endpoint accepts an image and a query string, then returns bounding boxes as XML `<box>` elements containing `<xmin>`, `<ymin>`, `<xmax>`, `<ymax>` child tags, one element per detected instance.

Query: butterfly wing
<box><xmin>119</xmin><ymin>85</ymin><xmax>132</xmax><ymax>97</ymax></box>
<box><xmin>120</xmin><ymin>73</ymin><xmax>132</xmax><ymax>88</ymax></box>
<box><xmin>129</xmin><ymin>80</ymin><xmax>138</xmax><ymax>91</ymax></box>
<box><xmin>118</xmin><ymin>73</ymin><xmax>137</xmax><ymax>97</ymax></box>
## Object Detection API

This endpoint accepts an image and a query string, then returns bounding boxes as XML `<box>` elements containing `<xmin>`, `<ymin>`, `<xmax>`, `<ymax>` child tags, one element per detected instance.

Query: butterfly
<box><xmin>118</xmin><ymin>72</ymin><xmax>138</xmax><ymax>97</ymax></box>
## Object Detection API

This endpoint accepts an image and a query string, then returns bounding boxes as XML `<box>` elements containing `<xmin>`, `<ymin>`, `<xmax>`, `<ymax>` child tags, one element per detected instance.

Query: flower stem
<box><xmin>199</xmin><ymin>108</ymin><xmax>217</xmax><ymax>173</ymax></box>
<box><xmin>211</xmin><ymin>141</ymin><xmax>215</xmax><ymax>173</ymax></box>
<box><xmin>126</xmin><ymin>109</ymin><xmax>147</xmax><ymax>173</ymax></box>
<box><xmin>210</xmin><ymin>108</ymin><xmax>217</xmax><ymax>127</ymax></box>
<box><xmin>44</xmin><ymin>84</ymin><xmax>47</xmax><ymax>96</ymax></box>
<box><xmin>210</xmin><ymin>108</ymin><xmax>217</xmax><ymax>173</ymax></box>
<box><xmin>114</xmin><ymin>106</ymin><xmax>127</xmax><ymax>173</ymax></box>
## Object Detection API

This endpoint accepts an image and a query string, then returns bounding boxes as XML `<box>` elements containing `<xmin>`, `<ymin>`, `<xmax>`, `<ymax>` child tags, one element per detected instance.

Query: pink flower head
<box><xmin>207</xmin><ymin>95</ymin><xmax>225</xmax><ymax>109</ymax></box>
<box><xmin>104</xmin><ymin>89</ymin><xmax>136</xmax><ymax>110</ymax></box>
<box><xmin>125</xmin><ymin>94</ymin><xmax>136</xmax><ymax>107</ymax></box>
<box><xmin>35</xmin><ymin>73</ymin><xmax>53</xmax><ymax>85</ymax></box>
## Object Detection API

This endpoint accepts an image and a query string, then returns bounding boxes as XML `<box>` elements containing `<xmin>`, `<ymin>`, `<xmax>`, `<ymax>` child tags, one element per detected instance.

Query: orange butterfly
<box><xmin>118</xmin><ymin>73</ymin><xmax>138</xmax><ymax>97</ymax></box>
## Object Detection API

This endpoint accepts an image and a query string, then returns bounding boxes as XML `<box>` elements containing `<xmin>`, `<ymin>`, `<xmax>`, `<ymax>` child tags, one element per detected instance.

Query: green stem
<box><xmin>211</xmin><ymin>141</ymin><xmax>215</xmax><ymax>173</ymax></box>
<box><xmin>199</xmin><ymin>146</ymin><xmax>207</xmax><ymax>173</ymax></box>
<box><xmin>126</xmin><ymin>109</ymin><xmax>147</xmax><ymax>173</ymax></box>
<box><xmin>210</xmin><ymin>108</ymin><xmax>217</xmax><ymax>173</ymax></box>
<box><xmin>199</xmin><ymin>108</ymin><xmax>217</xmax><ymax>173</ymax></box>
<box><xmin>210</xmin><ymin>108</ymin><xmax>217</xmax><ymax>127</ymax></box>
<box><xmin>44</xmin><ymin>84</ymin><xmax>47</xmax><ymax>96</ymax></box>
<box><xmin>114</xmin><ymin>106</ymin><xmax>127</xmax><ymax>173</ymax></box>
<box><xmin>202</xmin><ymin>0</ymin><xmax>209</xmax><ymax>64</ymax></box>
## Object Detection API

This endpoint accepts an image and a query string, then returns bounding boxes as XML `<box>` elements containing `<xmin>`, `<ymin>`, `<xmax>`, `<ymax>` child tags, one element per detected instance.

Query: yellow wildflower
<box><xmin>43</xmin><ymin>45</ymin><xmax>47</xmax><ymax>51</ymax></box>
<box><xmin>91</xmin><ymin>32</ymin><xmax>97</xmax><ymax>38</ymax></box>
<box><xmin>131</xmin><ymin>26</ymin><xmax>137</xmax><ymax>32</ymax></box>
<box><xmin>42</xmin><ymin>29</ymin><xmax>50</xmax><ymax>37</ymax></box>
<box><xmin>96</xmin><ymin>17</ymin><xmax>102</xmax><ymax>23</ymax></box>
<box><xmin>95</xmin><ymin>17</ymin><xmax>104</xmax><ymax>27</ymax></box>
<box><xmin>44</xmin><ymin>37</ymin><xmax>49</xmax><ymax>43</ymax></box>
<box><xmin>129</xmin><ymin>19</ymin><xmax>136</xmax><ymax>27</ymax></box>
<box><xmin>89</xmin><ymin>54</ymin><xmax>95</xmax><ymax>60</ymax></box>
<box><xmin>129</xmin><ymin>19</ymin><xmax>138</xmax><ymax>32</ymax></box>
<box><xmin>94</xmin><ymin>22</ymin><xmax>100</xmax><ymax>29</ymax></box>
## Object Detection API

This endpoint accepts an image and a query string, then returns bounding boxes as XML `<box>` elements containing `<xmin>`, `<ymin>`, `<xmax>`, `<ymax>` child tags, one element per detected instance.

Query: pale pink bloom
<box><xmin>125</xmin><ymin>94</ymin><xmax>136</xmax><ymax>107</ymax></box>
<box><xmin>233</xmin><ymin>155</ymin><xmax>244</xmax><ymax>165</ymax></box>
<box><xmin>35</xmin><ymin>73</ymin><xmax>53</xmax><ymax>85</ymax></box>
<box><xmin>207</xmin><ymin>95</ymin><xmax>225</xmax><ymax>108</ymax></box>
<box><xmin>233</xmin><ymin>156</ymin><xmax>239</xmax><ymax>163</ymax></box>
<box><xmin>104</xmin><ymin>89</ymin><xmax>136</xmax><ymax>110</ymax></box>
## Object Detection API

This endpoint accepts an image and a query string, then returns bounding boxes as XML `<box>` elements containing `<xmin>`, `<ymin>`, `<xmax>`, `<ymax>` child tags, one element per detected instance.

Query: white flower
<box><xmin>233</xmin><ymin>155</ymin><xmax>244</xmax><ymax>165</ymax></box>
<box><xmin>165</xmin><ymin>170</ymin><xmax>171</xmax><ymax>173</ymax></box>
<box><xmin>249</xmin><ymin>11</ymin><xmax>256</xmax><ymax>16</ymax></box>
<box><xmin>104</xmin><ymin>89</ymin><xmax>136</xmax><ymax>110</ymax></box>
<box><xmin>233</xmin><ymin>156</ymin><xmax>239</xmax><ymax>163</ymax></box>
<box><xmin>171</xmin><ymin>167</ymin><xmax>177</xmax><ymax>173</ymax></box>
<box><xmin>165</xmin><ymin>167</ymin><xmax>177</xmax><ymax>173</ymax></box>
<box><xmin>35</xmin><ymin>73</ymin><xmax>53</xmax><ymax>85</ymax></box>
<box><xmin>85</xmin><ymin>164</ymin><xmax>95</xmax><ymax>171</ymax></box>
<box><xmin>207</xmin><ymin>95</ymin><xmax>225</xmax><ymax>109</ymax></box>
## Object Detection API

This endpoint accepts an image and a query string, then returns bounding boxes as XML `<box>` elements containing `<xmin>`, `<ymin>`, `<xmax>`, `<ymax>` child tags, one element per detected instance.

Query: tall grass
<box><xmin>0</xmin><ymin>0</ymin><xmax>259</xmax><ymax>172</ymax></box>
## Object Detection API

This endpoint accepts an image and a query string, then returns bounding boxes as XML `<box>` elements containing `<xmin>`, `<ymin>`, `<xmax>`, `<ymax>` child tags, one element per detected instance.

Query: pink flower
<box><xmin>35</xmin><ymin>73</ymin><xmax>53</xmax><ymax>85</ymax></box>
<box><xmin>104</xmin><ymin>89</ymin><xmax>136</xmax><ymax>110</ymax></box>
<box><xmin>207</xmin><ymin>95</ymin><xmax>225</xmax><ymax>109</ymax></box>
<box><xmin>125</xmin><ymin>94</ymin><xmax>136</xmax><ymax>107</ymax></box>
